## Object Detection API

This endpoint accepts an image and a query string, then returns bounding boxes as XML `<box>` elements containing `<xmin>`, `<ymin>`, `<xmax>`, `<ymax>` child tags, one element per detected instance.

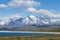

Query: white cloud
<box><xmin>39</xmin><ymin>9</ymin><xmax>56</xmax><ymax>18</ymax></box>
<box><xmin>27</xmin><ymin>7</ymin><xmax>37</xmax><ymax>13</ymax></box>
<box><xmin>0</xmin><ymin>4</ymin><xmax>7</xmax><ymax>8</ymax></box>
<box><xmin>0</xmin><ymin>0</ymin><xmax>40</xmax><ymax>8</ymax></box>
<box><xmin>8</xmin><ymin>0</ymin><xmax>40</xmax><ymax>8</ymax></box>
<box><xmin>27</xmin><ymin>8</ymin><xmax>60</xmax><ymax>19</ymax></box>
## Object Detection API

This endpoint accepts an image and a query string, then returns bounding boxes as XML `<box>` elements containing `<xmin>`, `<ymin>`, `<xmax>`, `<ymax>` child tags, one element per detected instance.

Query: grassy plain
<box><xmin>0</xmin><ymin>36</ymin><xmax>60</xmax><ymax>40</ymax></box>
<box><xmin>0</xmin><ymin>34</ymin><xmax>60</xmax><ymax>40</ymax></box>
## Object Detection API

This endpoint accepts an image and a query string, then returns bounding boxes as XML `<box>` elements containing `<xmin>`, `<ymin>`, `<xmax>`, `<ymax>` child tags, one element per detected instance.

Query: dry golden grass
<box><xmin>0</xmin><ymin>36</ymin><xmax>60</xmax><ymax>40</ymax></box>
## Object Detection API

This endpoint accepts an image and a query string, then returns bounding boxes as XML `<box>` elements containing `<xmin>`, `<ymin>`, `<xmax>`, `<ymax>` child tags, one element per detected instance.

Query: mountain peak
<box><xmin>0</xmin><ymin>15</ymin><xmax>51</xmax><ymax>27</ymax></box>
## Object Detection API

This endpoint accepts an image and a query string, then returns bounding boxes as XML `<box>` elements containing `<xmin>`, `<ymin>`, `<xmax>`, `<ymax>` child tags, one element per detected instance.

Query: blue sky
<box><xmin>35</xmin><ymin>0</ymin><xmax>60</xmax><ymax>11</ymax></box>
<box><xmin>0</xmin><ymin>0</ymin><xmax>60</xmax><ymax>18</ymax></box>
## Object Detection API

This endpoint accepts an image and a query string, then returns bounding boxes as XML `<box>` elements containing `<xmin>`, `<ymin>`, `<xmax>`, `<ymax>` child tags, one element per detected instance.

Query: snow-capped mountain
<box><xmin>0</xmin><ymin>15</ymin><xmax>52</xmax><ymax>30</ymax></box>
<box><xmin>1</xmin><ymin>15</ymin><xmax>60</xmax><ymax>30</ymax></box>
<box><xmin>2</xmin><ymin>15</ymin><xmax>50</xmax><ymax>26</ymax></box>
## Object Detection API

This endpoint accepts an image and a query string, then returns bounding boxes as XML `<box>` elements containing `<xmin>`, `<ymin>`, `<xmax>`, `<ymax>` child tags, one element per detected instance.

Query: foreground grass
<box><xmin>0</xmin><ymin>36</ymin><xmax>60</xmax><ymax>40</ymax></box>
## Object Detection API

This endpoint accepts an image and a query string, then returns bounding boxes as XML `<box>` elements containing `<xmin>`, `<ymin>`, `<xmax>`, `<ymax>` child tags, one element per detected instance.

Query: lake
<box><xmin>0</xmin><ymin>31</ymin><xmax>60</xmax><ymax>36</ymax></box>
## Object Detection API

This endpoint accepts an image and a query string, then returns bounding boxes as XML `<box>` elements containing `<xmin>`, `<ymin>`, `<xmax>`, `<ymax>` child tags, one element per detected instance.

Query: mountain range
<box><xmin>0</xmin><ymin>15</ymin><xmax>60</xmax><ymax>30</ymax></box>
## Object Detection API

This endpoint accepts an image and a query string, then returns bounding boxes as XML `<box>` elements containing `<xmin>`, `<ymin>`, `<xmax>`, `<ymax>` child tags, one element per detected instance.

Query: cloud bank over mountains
<box><xmin>0</xmin><ymin>0</ymin><xmax>60</xmax><ymax>28</ymax></box>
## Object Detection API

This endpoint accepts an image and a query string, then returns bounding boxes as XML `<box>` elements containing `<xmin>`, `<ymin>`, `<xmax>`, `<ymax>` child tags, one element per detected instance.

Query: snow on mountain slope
<box><xmin>0</xmin><ymin>14</ymin><xmax>21</xmax><ymax>25</ymax></box>
<box><xmin>7</xmin><ymin>15</ymin><xmax>50</xmax><ymax>27</ymax></box>
<box><xmin>23</xmin><ymin>15</ymin><xmax>39</xmax><ymax>25</ymax></box>
<box><xmin>0</xmin><ymin>15</ymin><xmax>51</xmax><ymax>27</ymax></box>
